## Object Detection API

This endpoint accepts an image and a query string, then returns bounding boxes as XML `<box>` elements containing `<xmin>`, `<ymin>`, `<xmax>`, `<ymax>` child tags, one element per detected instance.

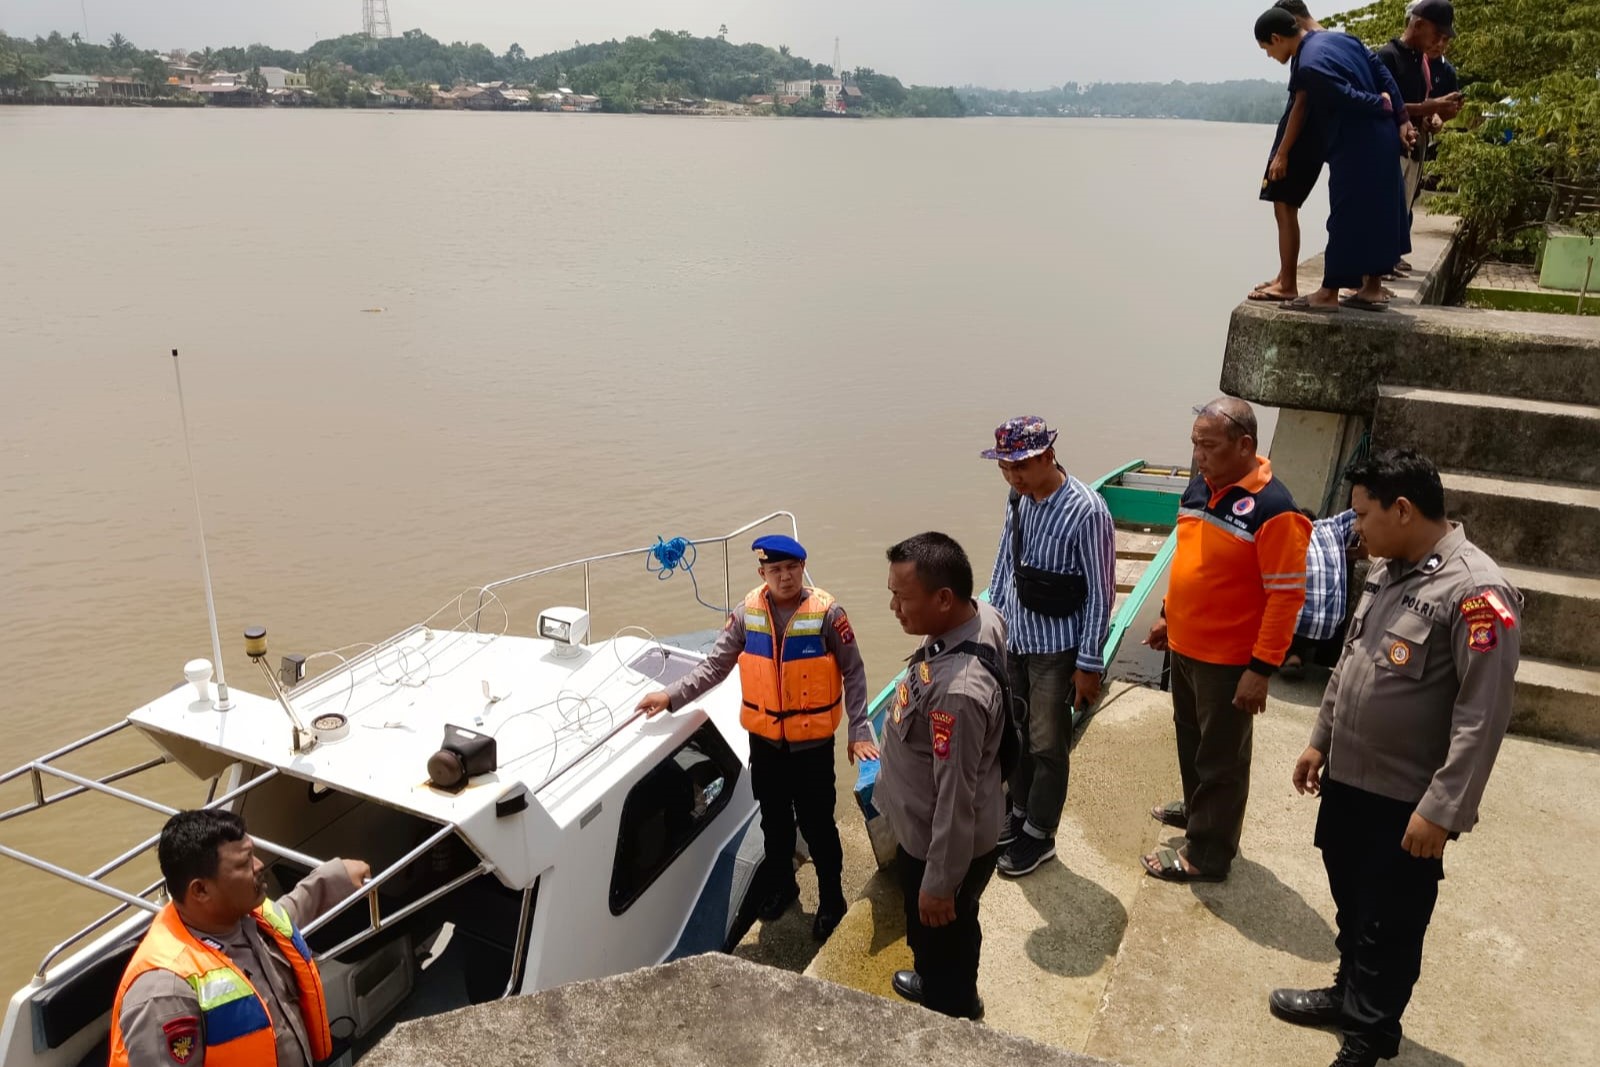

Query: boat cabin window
<box><xmin>609</xmin><ymin>723</ymin><xmax>739</xmax><ymax>915</ymax></box>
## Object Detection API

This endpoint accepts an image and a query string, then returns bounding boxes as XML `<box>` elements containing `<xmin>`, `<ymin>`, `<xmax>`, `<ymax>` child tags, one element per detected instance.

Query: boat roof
<box><xmin>128</xmin><ymin>625</ymin><xmax>725</xmax><ymax>833</ymax></box>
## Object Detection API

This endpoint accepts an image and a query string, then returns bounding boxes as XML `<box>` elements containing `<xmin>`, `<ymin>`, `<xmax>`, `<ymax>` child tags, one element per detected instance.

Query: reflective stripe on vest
<box><xmin>109</xmin><ymin>899</ymin><xmax>334</xmax><ymax>1067</ymax></box>
<box><xmin>737</xmin><ymin>586</ymin><xmax>844</xmax><ymax>743</ymax></box>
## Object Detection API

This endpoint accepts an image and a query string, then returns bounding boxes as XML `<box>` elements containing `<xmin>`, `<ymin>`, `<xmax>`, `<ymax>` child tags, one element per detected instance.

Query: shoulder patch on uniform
<box><xmin>832</xmin><ymin>613</ymin><xmax>855</xmax><ymax>644</ymax></box>
<box><xmin>162</xmin><ymin>1018</ymin><xmax>199</xmax><ymax>1065</ymax></box>
<box><xmin>1467</xmin><ymin>619</ymin><xmax>1498</xmax><ymax>653</ymax></box>
<box><xmin>929</xmin><ymin>710</ymin><xmax>954</xmax><ymax>760</ymax></box>
<box><xmin>1482</xmin><ymin>589</ymin><xmax>1517</xmax><ymax>627</ymax></box>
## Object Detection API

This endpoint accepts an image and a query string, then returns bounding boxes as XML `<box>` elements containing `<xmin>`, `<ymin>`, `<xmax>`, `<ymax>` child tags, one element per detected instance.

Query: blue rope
<box><xmin>647</xmin><ymin>537</ymin><xmax>729</xmax><ymax>614</ymax></box>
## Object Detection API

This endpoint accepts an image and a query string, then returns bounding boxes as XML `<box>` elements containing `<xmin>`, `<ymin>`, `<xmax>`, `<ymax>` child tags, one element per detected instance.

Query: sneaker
<box><xmin>997</xmin><ymin>810</ymin><xmax>1026</xmax><ymax>848</ymax></box>
<box><xmin>1268</xmin><ymin>985</ymin><xmax>1344</xmax><ymax>1028</ymax></box>
<box><xmin>756</xmin><ymin>881</ymin><xmax>800</xmax><ymax>921</ymax></box>
<box><xmin>996</xmin><ymin>833</ymin><xmax>1056</xmax><ymax>878</ymax></box>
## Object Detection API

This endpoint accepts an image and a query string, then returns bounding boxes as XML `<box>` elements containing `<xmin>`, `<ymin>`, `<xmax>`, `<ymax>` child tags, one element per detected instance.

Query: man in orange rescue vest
<box><xmin>1142</xmin><ymin>398</ymin><xmax>1311</xmax><ymax>882</ymax></box>
<box><xmin>637</xmin><ymin>534</ymin><xmax>873</xmax><ymax>941</ymax></box>
<box><xmin>110</xmin><ymin>809</ymin><xmax>369</xmax><ymax>1067</ymax></box>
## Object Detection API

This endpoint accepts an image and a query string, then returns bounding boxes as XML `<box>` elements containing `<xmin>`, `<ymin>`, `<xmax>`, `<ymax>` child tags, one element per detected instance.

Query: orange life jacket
<box><xmin>109</xmin><ymin>899</ymin><xmax>333</xmax><ymax>1067</ymax></box>
<box><xmin>738</xmin><ymin>586</ymin><xmax>844</xmax><ymax>743</ymax></box>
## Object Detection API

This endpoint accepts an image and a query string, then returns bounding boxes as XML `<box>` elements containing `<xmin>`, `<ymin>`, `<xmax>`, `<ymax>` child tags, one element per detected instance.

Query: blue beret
<box><xmin>752</xmin><ymin>534</ymin><xmax>807</xmax><ymax>563</ymax></box>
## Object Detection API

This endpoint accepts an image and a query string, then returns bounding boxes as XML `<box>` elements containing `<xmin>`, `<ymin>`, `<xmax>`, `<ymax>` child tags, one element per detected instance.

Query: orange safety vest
<box><xmin>109</xmin><ymin>899</ymin><xmax>333</xmax><ymax>1067</ymax></box>
<box><xmin>737</xmin><ymin>586</ymin><xmax>845</xmax><ymax>743</ymax></box>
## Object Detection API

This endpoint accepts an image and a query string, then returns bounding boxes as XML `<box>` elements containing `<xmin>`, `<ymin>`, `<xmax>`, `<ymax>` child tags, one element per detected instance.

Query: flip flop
<box><xmin>1142</xmin><ymin>847</ymin><xmax>1226</xmax><ymax>884</ymax></box>
<box><xmin>1150</xmin><ymin>801</ymin><xmax>1188</xmax><ymax>829</ymax></box>
<box><xmin>1248</xmin><ymin>289</ymin><xmax>1294</xmax><ymax>302</ymax></box>
<box><xmin>1282</xmin><ymin>296</ymin><xmax>1338</xmax><ymax>313</ymax></box>
<box><xmin>1339</xmin><ymin>295</ymin><xmax>1390</xmax><ymax>312</ymax></box>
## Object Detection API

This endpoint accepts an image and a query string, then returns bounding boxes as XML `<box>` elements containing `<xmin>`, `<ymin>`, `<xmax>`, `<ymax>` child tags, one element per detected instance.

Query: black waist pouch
<box><xmin>1010</xmin><ymin>488</ymin><xmax>1089</xmax><ymax>619</ymax></box>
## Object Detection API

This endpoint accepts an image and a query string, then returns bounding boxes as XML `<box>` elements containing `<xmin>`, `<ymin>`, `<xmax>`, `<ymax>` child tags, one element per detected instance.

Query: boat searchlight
<box><xmin>537</xmin><ymin>606</ymin><xmax>590</xmax><ymax>658</ymax></box>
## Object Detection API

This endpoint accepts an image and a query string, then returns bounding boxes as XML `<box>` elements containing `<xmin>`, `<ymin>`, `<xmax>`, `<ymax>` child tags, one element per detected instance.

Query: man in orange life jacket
<box><xmin>637</xmin><ymin>535</ymin><xmax>873</xmax><ymax>941</ymax></box>
<box><xmin>110</xmin><ymin>809</ymin><xmax>369</xmax><ymax>1067</ymax></box>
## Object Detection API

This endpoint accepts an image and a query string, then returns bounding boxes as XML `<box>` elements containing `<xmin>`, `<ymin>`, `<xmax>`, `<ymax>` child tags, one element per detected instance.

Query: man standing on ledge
<box><xmin>1274</xmin><ymin>450</ymin><xmax>1521</xmax><ymax>1067</ymax></box>
<box><xmin>981</xmin><ymin>416</ymin><xmax>1116</xmax><ymax>878</ymax></box>
<box><xmin>877</xmin><ymin>532</ymin><xmax>1007</xmax><ymax>1020</ymax></box>
<box><xmin>1143</xmin><ymin>399</ymin><xmax>1310</xmax><ymax>882</ymax></box>
<box><xmin>637</xmin><ymin>535</ymin><xmax>874</xmax><ymax>941</ymax></box>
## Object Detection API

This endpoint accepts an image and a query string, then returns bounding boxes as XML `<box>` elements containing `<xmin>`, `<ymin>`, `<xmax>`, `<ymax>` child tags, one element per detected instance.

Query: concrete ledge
<box><xmin>1374</xmin><ymin>385</ymin><xmax>1600</xmax><ymax>486</ymax></box>
<box><xmin>1441</xmin><ymin>470</ymin><xmax>1600</xmax><ymax>574</ymax></box>
<box><xmin>1501</xmin><ymin>565</ymin><xmax>1600</xmax><ymax>668</ymax></box>
<box><xmin>1513</xmin><ymin>657</ymin><xmax>1600</xmax><ymax>747</ymax></box>
<box><xmin>1221</xmin><ymin>302</ymin><xmax>1600</xmax><ymax>415</ymax></box>
<box><xmin>360</xmin><ymin>954</ymin><xmax>1123</xmax><ymax>1067</ymax></box>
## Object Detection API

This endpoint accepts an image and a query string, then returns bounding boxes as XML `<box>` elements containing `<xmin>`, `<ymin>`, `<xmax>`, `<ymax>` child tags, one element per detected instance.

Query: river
<box><xmin>0</xmin><ymin>106</ymin><xmax>1327</xmax><ymax>996</ymax></box>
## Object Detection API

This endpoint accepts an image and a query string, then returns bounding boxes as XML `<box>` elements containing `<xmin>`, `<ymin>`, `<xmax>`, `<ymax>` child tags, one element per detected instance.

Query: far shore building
<box><xmin>258</xmin><ymin>67</ymin><xmax>308</xmax><ymax>91</ymax></box>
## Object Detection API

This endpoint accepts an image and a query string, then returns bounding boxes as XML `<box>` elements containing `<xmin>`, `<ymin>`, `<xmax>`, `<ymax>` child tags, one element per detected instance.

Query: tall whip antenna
<box><xmin>169</xmin><ymin>349</ymin><xmax>233</xmax><ymax>711</ymax></box>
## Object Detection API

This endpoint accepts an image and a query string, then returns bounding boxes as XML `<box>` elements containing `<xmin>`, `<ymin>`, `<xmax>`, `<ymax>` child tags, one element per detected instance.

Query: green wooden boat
<box><xmin>852</xmin><ymin>459</ymin><xmax>1189</xmax><ymax>863</ymax></box>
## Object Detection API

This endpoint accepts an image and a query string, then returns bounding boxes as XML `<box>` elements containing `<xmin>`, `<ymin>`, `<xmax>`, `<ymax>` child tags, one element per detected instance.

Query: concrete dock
<box><xmin>804</xmin><ymin>677</ymin><xmax>1599</xmax><ymax>1066</ymax></box>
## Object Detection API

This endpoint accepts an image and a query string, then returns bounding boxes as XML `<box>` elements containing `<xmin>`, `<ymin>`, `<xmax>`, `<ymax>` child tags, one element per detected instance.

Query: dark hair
<box><xmin>1344</xmin><ymin>448</ymin><xmax>1446</xmax><ymax>520</ymax></box>
<box><xmin>1274</xmin><ymin>0</ymin><xmax>1312</xmax><ymax>19</ymax></box>
<box><xmin>1193</xmin><ymin>397</ymin><xmax>1258</xmax><ymax>443</ymax></box>
<box><xmin>1255</xmin><ymin>7</ymin><xmax>1301</xmax><ymax>41</ymax></box>
<box><xmin>886</xmin><ymin>532</ymin><xmax>974</xmax><ymax>601</ymax></box>
<box><xmin>159</xmin><ymin>809</ymin><xmax>248</xmax><ymax>902</ymax></box>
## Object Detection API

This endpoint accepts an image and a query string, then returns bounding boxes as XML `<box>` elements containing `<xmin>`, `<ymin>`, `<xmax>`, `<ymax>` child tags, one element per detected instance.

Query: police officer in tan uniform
<box><xmin>1274</xmin><ymin>450</ymin><xmax>1522</xmax><ymax>1067</ymax></box>
<box><xmin>877</xmin><ymin>532</ymin><xmax>1008</xmax><ymax>1021</ymax></box>
<box><xmin>114</xmin><ymin>810</ymin><xmax>368</xmax><ymax>1067</ymax></box>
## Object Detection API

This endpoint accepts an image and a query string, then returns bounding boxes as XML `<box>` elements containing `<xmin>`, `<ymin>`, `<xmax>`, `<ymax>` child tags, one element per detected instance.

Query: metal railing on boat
<box><xmin>0</xmin><ymin>725</ymin><xmax>493</xmax><ymax>981</ymax></box>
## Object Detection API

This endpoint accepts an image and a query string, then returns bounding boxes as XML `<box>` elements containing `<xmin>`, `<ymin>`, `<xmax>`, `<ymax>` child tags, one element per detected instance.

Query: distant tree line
<box><xmin>1</xmin><ymin>26</ymin><xmax>968</xmax><ymax>116</ymax></box>
<box><xmin>961</xmin><ymin>80</ymin><xmax>1290</xmax><ymax>124</ymax></box>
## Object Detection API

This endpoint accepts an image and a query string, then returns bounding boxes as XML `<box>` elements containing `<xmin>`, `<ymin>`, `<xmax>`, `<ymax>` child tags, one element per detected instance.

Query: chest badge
<box><xmin>917</xmin><ymin>662</ymin><xmax>932</xmax><ymax>685</ymax></box>
<box><xmin>1387</xmin><ymin>640</ymin><xmax>1412</xmax><ymax>667</ymax></box>
<box><xmin>892</xmin><ymin>681</ymin><xmax>910</xmax><ymax>723</ymax></box>
<box><xmin>1232</xmin><ymin>497</ymin><xmax>1256</xmax><ymax>517</ymax></box>
<box><xmin>1421</xmin><ymin>553</ymin><xmax>1443</xmax><ymax>574</ymax></box>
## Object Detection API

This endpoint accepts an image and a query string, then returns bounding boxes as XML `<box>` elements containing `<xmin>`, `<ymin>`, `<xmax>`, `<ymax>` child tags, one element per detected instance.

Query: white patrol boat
<box><xmin>0</xmin><ymin>516</ymin><xmax>797</xmax><ymax>1067</ymax></box>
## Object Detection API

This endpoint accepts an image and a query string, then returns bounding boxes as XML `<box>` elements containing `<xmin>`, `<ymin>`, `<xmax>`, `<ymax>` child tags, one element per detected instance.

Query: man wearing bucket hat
<box><xmin>636</xmin><ymin>534</ymin><xmax>872</xmax><ymax>941</ymax></box>
<box><xmin>981</xmin><ymin>417</ymin><xmax>1117</xmax><ymax>878</ymax></box>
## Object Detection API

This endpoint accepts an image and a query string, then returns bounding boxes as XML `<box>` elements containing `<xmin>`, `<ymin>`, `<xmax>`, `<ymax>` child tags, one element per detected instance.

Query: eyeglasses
<box><xmin>1192</xmin><ymin>403</ymin><xmax>1254</xmax><ymax>439</ymax></box>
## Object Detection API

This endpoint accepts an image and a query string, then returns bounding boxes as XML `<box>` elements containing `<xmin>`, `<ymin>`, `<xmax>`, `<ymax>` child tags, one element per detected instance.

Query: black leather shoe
<box><xmin>1330</xmin><ymin>1037</ymin><xmax>1381</xmax><ymax>1067</ymax></box>
<box><xmin>890</xmin><ymin>971</ymin><xmax>983</xmax><ymax>1020</ymax></box>
<box><xmin>1268</xmin><ymin>985</ymin><xmax>1344</xmax><ymax>1028</ymax></box>
<box><xmin>892</xmin><ymin>970</ymin><xmax>923</xmax><ymax>1003</ymax></box>
<box><xmin>812</xmin><ymin>901</ymin><xmax>846</xmax><ymax>942</ymax></box>
<box><xmin>757</xmin><ymin>882</ymin><xmax>800</xmax><ymax>921</ymax></box>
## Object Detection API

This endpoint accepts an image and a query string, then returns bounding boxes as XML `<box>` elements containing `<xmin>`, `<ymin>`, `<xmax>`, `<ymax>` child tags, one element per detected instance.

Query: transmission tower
<box><xmin>362</xmin><ymin>0</ymin><xmax>393</xmax><ymax>39</ymax></box>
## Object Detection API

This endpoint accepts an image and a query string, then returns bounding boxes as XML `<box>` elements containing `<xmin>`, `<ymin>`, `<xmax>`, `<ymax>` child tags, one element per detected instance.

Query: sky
<box><xmin>0</xmin><ymin>0</ymin><xmax>1309</xmax><ymax>89</ymax></box>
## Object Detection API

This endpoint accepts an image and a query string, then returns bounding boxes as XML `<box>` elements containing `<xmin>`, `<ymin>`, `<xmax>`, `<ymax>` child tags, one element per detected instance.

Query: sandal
<box><xmin>1282</xmin><ymin>296</ymin><xmax>1338</xmax><ymax>313</ymax></box>
<box><xmin>1150</xmin><ymin>801</ymin><xmax>1188</xmax><ymax>829</ymax></box>
<box><xmin>1142</xmin><ymin>847</ymin><xmax>1226</xmax><ymax>884</ymax></box>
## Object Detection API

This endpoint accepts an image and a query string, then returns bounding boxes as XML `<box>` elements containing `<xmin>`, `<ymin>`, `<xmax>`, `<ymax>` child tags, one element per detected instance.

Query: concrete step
<box><xmin>1514</xmin><ymin>657</ymin><xmax>1600</xmax><ymax>748</ymax></box>
<box><xmin>1375</xmin><ymin>385</ymin><xmax>1600</xmax><ymax>485</ymax></box>
<box><xmin>1501</xmin><ymin>564</ymin><xmax>1600</xmax><ymax>669</ymax></box>
<box><xmin>1442</xmin><ymin>470</ymin><xmax>1600</xmax><ymax>574</ymax></box>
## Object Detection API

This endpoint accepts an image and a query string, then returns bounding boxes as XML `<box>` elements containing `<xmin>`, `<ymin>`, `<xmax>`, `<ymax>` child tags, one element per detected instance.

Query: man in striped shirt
<box><xmin>982</xmin><ymin>416</ymin><xmax>1118</xmax><ymax>878</ymax></box>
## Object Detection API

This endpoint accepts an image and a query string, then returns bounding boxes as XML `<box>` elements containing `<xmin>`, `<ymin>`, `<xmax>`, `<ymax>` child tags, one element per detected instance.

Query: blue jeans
<box><xmin>1006</xmin><ymin>649</ymin><xmax>1077</xmax><ymax>836</ymax></box>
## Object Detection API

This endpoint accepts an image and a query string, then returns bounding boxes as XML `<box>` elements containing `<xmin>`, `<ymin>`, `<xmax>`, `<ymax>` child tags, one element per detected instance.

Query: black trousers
<box><xmin>748</xmin><ymin>737</ymin><xmax>844</xmax><ymax>907</ymax></box>
<box><xmin>1317</xmin><ymin>778</ymin><xmax>1445</xmax><ymax>1058</ymax></box>
<box><xmin>896</xmin><ymin>845</ymin><xmax>1000</xmax><ymax>1017</ymax></box>
<box><xmin>1171</xmin><ymin>653</ymin><xmax>1252</xmax><ymax>875</ymax></box>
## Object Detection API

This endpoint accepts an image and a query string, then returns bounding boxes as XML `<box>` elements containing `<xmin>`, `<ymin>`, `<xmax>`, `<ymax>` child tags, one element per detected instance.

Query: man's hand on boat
<box><xmin>636</xmin><ymin>691</ymin><xmax>673</xmax><ymax>716</ymax></box>
<box><xmin>1143</xmin><ymin>618</ymin><xmax>1169</xmax><ymax>652</ymax></box>
<box><xmin>343</xmin><ymin>858</ymin><xmax>373</xmax><ymax>887</ymax></box>
<box><xmin>848</xmin><ymin>740</ymin><xmax>880</xmax><ymax>764</ymax></box>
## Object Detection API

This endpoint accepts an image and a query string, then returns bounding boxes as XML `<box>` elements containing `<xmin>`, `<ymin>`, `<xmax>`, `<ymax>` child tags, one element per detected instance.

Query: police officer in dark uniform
<box><xmin>877</xmin><ymin>532</ymin><xmax>1008</xmax><ymax>1020</ymax></box>
<box><xmin>1274</xmin><ymin>450</ymin><xmax>1522</xmax><ymax>1067</ymax></box>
